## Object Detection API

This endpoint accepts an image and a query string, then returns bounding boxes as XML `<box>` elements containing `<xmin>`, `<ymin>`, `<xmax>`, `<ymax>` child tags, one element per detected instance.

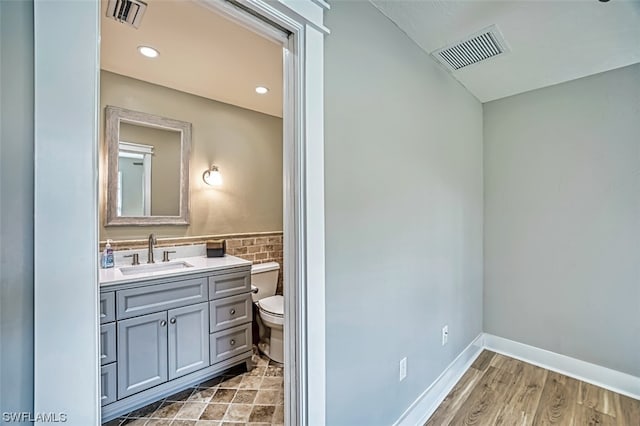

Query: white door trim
<box><xmin>33</xmin><ymin>0</ymin><xmax>328</xmax><ymax>425</ymax></box>
<box><xmin>196</xmin><ymin>1</ymin><xmax>328</xmax><ymax>424</ymax></box>
<box><xmin>33</xmin><ymin>1</ymin><xmax>101</xmax><ymax>424</ymax></box>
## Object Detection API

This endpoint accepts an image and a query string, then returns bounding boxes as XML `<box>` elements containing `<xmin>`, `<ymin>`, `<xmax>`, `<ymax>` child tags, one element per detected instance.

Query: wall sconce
<box><xmin>203</xmin><ymin>165</ymin><xmax>223</xmax><ymax>186</ymax></box>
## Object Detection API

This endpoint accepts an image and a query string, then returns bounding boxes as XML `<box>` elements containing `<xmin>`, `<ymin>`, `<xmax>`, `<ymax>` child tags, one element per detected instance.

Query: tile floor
<box><xmin>103</xmin><ymin>350</ymin><xmax>284</xmax><ymax>426</ymax></box>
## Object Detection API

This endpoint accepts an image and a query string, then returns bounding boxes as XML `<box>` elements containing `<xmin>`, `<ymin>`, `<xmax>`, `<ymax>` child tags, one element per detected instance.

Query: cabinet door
<box><xmin>117</xmin><ymin>311</ymin><xmax>168</xmax><ymax>399</ymax></box>
<box><xmin>168</xmin><ymin>302</ymin><xmax>209</xmax><ymax>380</ymax></box>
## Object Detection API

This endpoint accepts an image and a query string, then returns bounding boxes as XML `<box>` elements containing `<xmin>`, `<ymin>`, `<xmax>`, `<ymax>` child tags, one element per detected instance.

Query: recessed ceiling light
<box><xmin>255</xmin><ymin>86</ymin><xmax>269</xmax><ymax>95</ymax></box>
<box><xmin>138</xmin><ymin>46</ymin><xmax>159</xmax><ymax>58</ymax></box>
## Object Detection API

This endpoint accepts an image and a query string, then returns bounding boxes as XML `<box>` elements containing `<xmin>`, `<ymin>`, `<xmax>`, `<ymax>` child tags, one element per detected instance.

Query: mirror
<box><xmin>105</xmin><ymin>106</ymin><xmax>191</xmax><ymax>226</ymax></box>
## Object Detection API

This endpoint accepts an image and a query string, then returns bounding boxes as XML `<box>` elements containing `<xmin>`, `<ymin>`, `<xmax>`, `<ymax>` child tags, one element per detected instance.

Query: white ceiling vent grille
<box><xmin>432</xmin><ymin>25</ymin><xmax>509</xmax><ymax>72</ymax></box>
<box><xmin>106</xmin><ymin>0</ymin><xmax>148</xmax><ymax>29</ymax></box>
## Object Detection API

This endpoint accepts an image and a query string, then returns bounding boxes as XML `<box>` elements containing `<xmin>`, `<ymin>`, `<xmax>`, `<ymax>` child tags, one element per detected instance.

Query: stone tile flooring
<box><xmin>103</xmin><ymin>351</ymin><xmax>284</xmax><ymax>426</ymax></box>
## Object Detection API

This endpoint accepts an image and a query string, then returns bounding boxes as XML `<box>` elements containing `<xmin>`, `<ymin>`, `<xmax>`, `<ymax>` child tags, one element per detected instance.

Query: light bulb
<box><xmin>138</xmin><ymin>46</ymin><xmax>159</xmax><ymax>58</ymax></box>
<box><xmin>203</xmin><ymin>166</ymin><xmax>223</xmax><ymax>186</ymax></box>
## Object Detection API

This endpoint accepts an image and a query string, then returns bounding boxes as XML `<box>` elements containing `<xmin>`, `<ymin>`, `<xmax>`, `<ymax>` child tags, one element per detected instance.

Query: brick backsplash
<box><xmin>100</xmin><ymin>231</ymin><xmax>285</xmax><ymax>295</ymax></box>
<box><xmin>226</xmin><ymin>235</ymin><xmax>284</xmax><ymax>295</ymax></box>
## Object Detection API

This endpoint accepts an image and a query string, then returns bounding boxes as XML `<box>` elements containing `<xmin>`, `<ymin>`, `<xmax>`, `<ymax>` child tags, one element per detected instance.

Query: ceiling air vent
<box><xmin>431</xmin><ymin>25</ymin><xmax>509</xmax><ymax>72</ymax></box>
<box><xmin>106</xmin><ymin>0</ymin><xmax>148</xmax><ymax>29</ymax></box>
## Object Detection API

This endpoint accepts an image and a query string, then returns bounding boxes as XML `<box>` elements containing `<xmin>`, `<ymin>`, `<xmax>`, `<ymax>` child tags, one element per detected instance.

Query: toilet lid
<box><xmin>259</xmin><ymin>295</ymin><xmax>283</xmax><ymax>316</ymax></box>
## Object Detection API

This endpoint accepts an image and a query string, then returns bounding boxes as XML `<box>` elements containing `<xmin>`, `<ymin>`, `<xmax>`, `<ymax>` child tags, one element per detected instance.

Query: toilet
<box><xmin>250</xmin><ymin>262</ymin><xmax>284</xmax><ymax>364</ymax></box>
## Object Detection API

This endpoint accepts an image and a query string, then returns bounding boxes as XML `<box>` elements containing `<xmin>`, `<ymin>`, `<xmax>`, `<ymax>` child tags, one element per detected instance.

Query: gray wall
<box><xmin>324</xmin><ymin>2</ymin><xmax>484</xmax><ymax>424</ymax></box>
<box><xmin>484</xmin><ymin>63</ymin><xmax>640</xmax><ymax>377</ymax></box>
<box><xmin>0</xmin><ymin>0</ymin><xmax>35</xmax><ymax>423</ymax></box>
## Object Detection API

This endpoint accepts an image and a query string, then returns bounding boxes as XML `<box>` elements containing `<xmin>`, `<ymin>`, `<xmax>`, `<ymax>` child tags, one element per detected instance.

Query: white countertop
<box><xmin>99</xmin><ymin>254</ymin><xmax>251</xmax><ymax>287</ymax></box>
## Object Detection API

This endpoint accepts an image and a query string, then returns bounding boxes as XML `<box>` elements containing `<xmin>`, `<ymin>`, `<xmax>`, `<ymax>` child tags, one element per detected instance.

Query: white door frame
<box><xmin>196</xmin><ymin>1</ymin><xmax>328</xmax><ymax>423</ymax></box>
<box><xmin>33</xmin><ymin>0</ymin><xmax>328</xmax><ymax>424</ymax></box>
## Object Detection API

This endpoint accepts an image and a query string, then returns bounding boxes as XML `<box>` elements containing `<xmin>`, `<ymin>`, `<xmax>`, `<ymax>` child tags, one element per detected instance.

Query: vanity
<box><xmin>99</xmin><ymin>253</ymin><xmax>253</xmax><ymax>422</ymax></box>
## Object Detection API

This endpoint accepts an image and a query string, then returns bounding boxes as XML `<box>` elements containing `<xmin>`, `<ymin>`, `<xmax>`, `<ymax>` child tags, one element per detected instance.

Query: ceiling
<box><xmin>371</xmin><ymin>0</ymin><xmax>640</xmax><ymax>102</ymax></box>
<box><xmin>101</xmin><ymin>0</ymin><xmax>283</xmax><ymax>117</ymax></box>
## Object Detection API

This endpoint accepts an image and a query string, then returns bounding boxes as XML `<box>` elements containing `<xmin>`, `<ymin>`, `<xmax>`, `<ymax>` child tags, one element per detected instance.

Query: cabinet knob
<box><xmin>230</xmin><ymin>339</ymin><xmax>236</xmax><ymax>346</ymax></box>
<box><xmin>160</xmin><ymin>320</ymin><xmax>167</xmax><ymax>327</ymax></box>
<box><xmin>170</xmin><ymin>318</ymin><xmax>176</xmax><ymax>324</ymax></box>
<box><xmin>229</xmin><ymin>308</ymin><xmax>236</xmax><ymax>315</ymax></box>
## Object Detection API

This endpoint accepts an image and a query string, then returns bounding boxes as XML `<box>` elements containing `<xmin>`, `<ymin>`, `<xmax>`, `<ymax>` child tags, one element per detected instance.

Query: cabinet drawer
<box><xmin>208</xmin><ymin>271</ymin><xmax>251</xmax><ymax>300</ymax></box>
<box><xmin>209</xmin><ymin>293</ymin><xmax>252</xmax><ymax>333</ymax></box>
<box><xmin>100</xmin><ymin>322</ymin><xmax>117</xmax><ymax>365</ymax></box>
<box><xmin>101</xmin><ymin>363</ymin><xmax>117</xmax><ymax>406</ymax></box>
<box><xmin>210</xmin><ymin>323</ymin><xmax>252</xmax><ymax>365</ymax></box>
<box><xmin>100</xmin><ymin>292</ymin><xmax>115</xmax><ymax>324</ymax></box>
<box><xmin>117</xmin><ymin>277</ymin><xmax>208</xmax><ymax>319</ymax></box>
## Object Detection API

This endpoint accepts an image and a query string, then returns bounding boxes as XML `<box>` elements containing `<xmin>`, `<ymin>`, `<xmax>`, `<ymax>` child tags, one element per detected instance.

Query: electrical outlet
<box><xmin>399</xmin><ymin>357</ymin><xmax>407</xmax><ymax>381</ymax></box>
<box><xmin>442</xmin><ymin>325</ymin><xmax>449</xmax><ymax>346</ymax></box>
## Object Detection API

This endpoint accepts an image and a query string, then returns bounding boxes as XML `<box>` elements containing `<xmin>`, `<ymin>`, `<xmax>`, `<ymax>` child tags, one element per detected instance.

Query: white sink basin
<box><xmin>119</xmin><ymin>261</ymin><xmax>194</xmax><ymax>276</ymax></box>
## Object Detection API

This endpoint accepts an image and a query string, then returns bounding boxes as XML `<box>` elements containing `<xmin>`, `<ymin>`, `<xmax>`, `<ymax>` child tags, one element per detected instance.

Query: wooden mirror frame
<box><xmin>105</xmin><ymin>105</ymin><xmax>191</xmax><ymax>226</ymax></box>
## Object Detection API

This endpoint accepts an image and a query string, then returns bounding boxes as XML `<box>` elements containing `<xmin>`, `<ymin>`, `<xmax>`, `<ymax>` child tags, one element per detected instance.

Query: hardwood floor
<box><xmin>425</xmin><ymin>351</ymin><xmax>640</xmax><ymax>426</ymax></box>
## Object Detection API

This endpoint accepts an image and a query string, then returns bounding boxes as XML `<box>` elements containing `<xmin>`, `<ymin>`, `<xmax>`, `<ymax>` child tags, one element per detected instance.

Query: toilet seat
<box><xmin>257</xmin><ymin>295</ymin><xmax>284</xmax><ymax>327</ymax></box>
<box><xmin>258</xmin><ymin>295</ymin><xmax>283</xmax><ymax>316</ymax></box>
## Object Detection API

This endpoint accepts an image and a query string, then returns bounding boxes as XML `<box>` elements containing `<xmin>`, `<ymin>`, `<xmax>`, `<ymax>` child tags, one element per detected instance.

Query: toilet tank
<box><xmin>251</xmin><ymin>262</ymin><xmax>280</xmax><ymax>302</ymax></box>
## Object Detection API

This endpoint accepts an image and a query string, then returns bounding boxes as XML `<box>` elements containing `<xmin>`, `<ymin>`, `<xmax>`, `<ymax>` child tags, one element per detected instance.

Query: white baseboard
<box><xmin>394</xmin><ymin>332</ymin><xmax>640</xmax><ymax>426</ymax></box>
<box><xmin>393</xmin><ymin>333</ymin><xmax>484</xmax><ymax>426</ymax></box>
<box><xmin>484</xmin><ymin>333</ymin><xmax>640</xmax><ymax>400</ymax></box>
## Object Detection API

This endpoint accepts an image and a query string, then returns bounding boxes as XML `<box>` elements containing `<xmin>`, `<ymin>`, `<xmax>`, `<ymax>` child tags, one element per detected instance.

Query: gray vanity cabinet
<box><xmin>101</xmin><ymin>266</ymin><xmax>253</xmax><ymax>423</ymax></box>
<box><xmin>117</xmin><ymin>311</ymin><xmax>169</xmax><ymax>399</ymax></box>
<box><xmin>168</xmin><ymin>302</ymin><xmax>209</xmax><ymax>380</ymax></box>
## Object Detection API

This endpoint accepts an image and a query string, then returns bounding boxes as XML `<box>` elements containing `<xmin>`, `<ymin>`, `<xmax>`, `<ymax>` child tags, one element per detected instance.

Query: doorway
<box><xmin>100</xmin><ymin>0</ymin><xmax>287</xmax><ymax>423</ymax></box>
<box><xmin>32</xmin><ymin>0</ymin><xmax>327</xmax><ymax>424</ymax></box>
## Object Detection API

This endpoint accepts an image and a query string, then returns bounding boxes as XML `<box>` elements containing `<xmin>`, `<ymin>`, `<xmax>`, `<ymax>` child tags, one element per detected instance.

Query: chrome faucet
<box><xmin>147</xmin><ymin>233</ymin><xmax>157</xmax><ymax>264</ymax></box>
